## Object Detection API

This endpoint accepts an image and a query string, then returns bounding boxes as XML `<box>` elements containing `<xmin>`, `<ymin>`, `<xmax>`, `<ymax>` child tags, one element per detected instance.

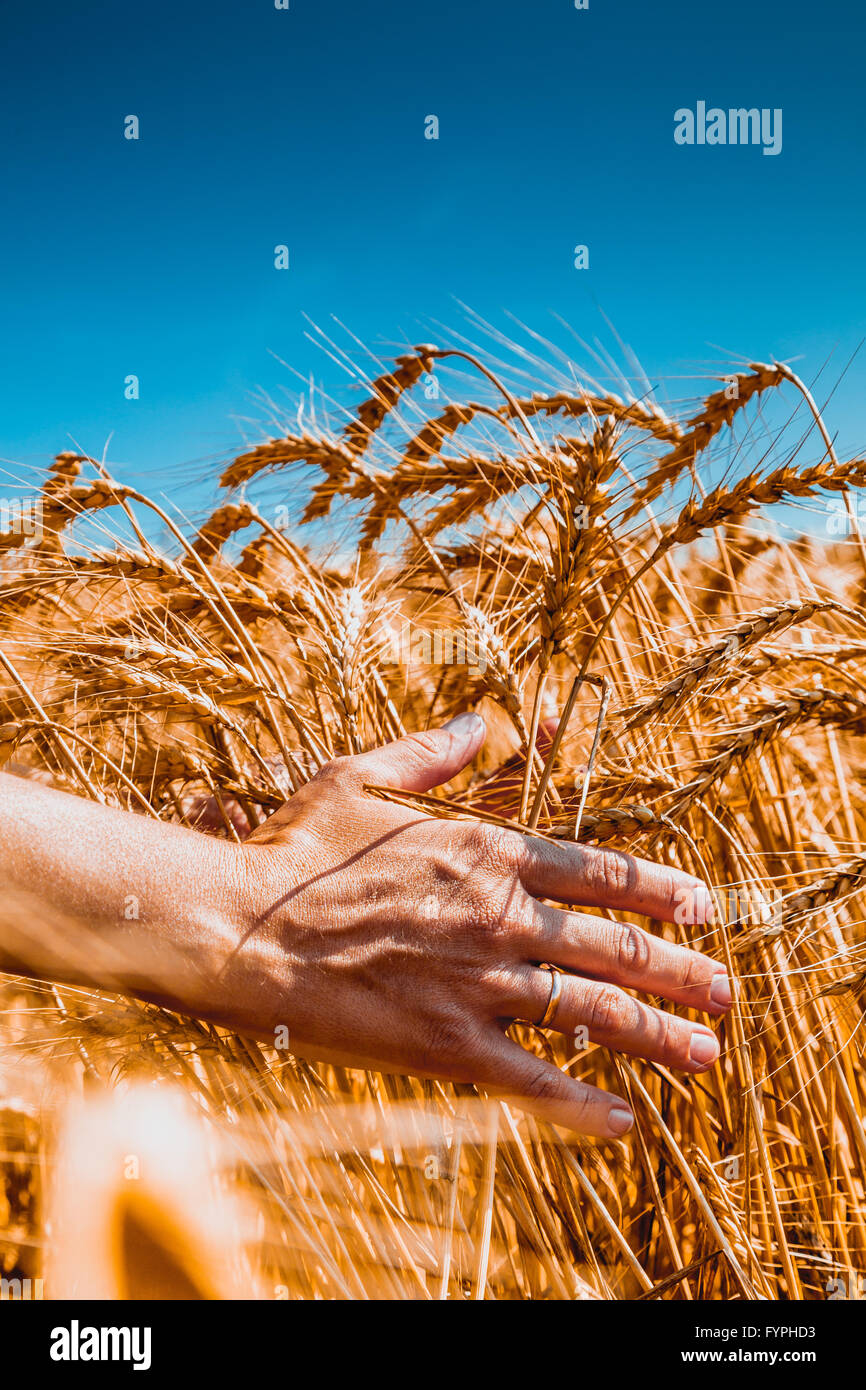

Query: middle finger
<box><xmin>529</xmin><ymin>901</ymin><xmax>731</xmax><ymax>1016</ymax></box>
<box><xmin>507</xmin><ymin>967</ymin><xmax>722</xmax><ymax>1073</ymax></box>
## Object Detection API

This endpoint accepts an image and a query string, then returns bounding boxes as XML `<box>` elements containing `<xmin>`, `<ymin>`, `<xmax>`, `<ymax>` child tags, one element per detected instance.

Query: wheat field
<box><xmin>1</xmin><ymin>333</ymin><xmax>865</xmax><ymax>1300</ymax></box>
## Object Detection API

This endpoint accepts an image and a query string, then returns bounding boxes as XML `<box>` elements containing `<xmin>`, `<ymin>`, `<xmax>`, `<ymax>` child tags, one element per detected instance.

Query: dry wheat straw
<box><xmin>3</xmin><ymin>341</ymin><xmax>866</xmax><ymax>1302</ymax></box>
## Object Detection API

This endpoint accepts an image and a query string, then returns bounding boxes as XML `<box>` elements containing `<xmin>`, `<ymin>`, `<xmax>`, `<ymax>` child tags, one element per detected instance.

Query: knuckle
<box><xmin>521</xmin><ymin>1065</ymin><xmax>565</xmax><ymax>1105</ymax></box>
<box><xmin>666</xmin><ymin>1010</ymin><xmax>687</xmax><ymax>1049</ymax></box>
<box><xmin>593</xmin><ymin>849</ymin><xmax>635</xmax><ymax>899</ymax></box>
<box><xmin>473</xmin><ymin>886</ymin><xmax>522</xmax><ymax>943</ymax></box>
<box><xmin>655</xmin><ymin>1010</ymin><xmax>685</xmax><ymax>1059</ymax></box>
<box><xmin>424</xmin><ymin>1012</ymin><xmax>471</xmax><ymax>1064</ymax></box>
<box><xmin>405</xmin><ymin>730</ymin><xmax>444</xmax><ymax>761</ymax></box>
<box><xmin>467</xmin><ymin>821</ymin><xmax>521</xmax><ymax>875</ymax></box>
<box><xmin>313</xmin><ymin>755</ymin><xmax>354</xmax><ymax>789</ymax></box>
<box><xmin>616</xmin><ymin>923</ymin><xmax>652</xmax><ymax>975</ymax></box>
<box><xmin>478</xmin><ymin>898</ymin><xmax>510</xmax><ymax>940</ymax></box>
<box><xmin>587</xmin><ymin>986</ymin><xmax>629</xmax><ymax>1038</ymax></box>
<box><xmin>568</xmin><ymin>1088</ymin><xmax>595</xmax><ymax>1124</ymax></box>
<box><xmin>677</xmin><ymin>950</ymin><xmax>707</xmax><ymax>991</ymax></box>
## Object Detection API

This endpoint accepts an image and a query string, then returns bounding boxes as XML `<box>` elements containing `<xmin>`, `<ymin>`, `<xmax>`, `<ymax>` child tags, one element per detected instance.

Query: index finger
<box><xmin>517</xmin><ymin>837</ymin><xmax>715</xmax><ymax>925</ymax></box>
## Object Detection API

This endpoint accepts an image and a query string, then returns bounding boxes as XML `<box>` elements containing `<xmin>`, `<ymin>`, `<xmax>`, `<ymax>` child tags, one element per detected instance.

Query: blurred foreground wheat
<box><xmin>1</xmin><ymin>333</ymin><xmax>865</xmax><ymax>1299</ymax></box>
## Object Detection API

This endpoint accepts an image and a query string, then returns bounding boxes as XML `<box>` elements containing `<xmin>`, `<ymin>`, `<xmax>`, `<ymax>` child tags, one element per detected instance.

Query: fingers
<box><xmin>511</xmin><ymin>968</ymin><xmax>721</xmax><ymax>1073</ymax></box>
<box><xmin>532</xmin><ymin>904</ymin><xmax>731</xmax><ymax>1015</ymax></box>
<box><xmin>517</xmin><ymin>836</ymin><xmax>714</xmax><ymax>926</ymax></box>
<box><xmin>474</xmin><ymin>1030</ymin><xmax>635</xmax><ymax>1139</ymax></box>
<box><xmin>347</xmin><ymin>712</ymin><xmax>486</xmax><ymax>793</ymax></box>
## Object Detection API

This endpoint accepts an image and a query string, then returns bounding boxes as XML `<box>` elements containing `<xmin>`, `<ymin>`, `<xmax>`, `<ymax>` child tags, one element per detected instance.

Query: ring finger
<box><xmin>507</xmin><ymin>967</ymin><xmax>721</xmax><ymax>1073</ymax></box>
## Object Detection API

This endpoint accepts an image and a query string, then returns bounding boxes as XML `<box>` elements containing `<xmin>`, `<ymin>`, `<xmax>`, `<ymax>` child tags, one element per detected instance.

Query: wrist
<box><xmin>179</xmin><ymin>834</ymin><xmax>305</xmax><ymax>1038</ymax></box>
<box><xmin>121</xmin><ymin>835</ymin><xmax>255</xmax><ymax>1025</ymax></box>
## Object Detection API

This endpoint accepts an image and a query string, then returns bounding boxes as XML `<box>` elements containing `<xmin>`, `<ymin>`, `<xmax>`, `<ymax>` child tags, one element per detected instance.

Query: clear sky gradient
<box><xmin>2</xmin><ymin>0</ymin><xmax>865</xmax><ymax>508</ymax></box>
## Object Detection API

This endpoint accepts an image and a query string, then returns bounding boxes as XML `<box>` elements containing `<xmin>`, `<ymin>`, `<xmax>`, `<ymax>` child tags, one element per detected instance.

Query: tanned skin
<box><xmin>0</xmin><ymin>713</ymin><xmax>730</xmax><ymax>1138</ymax></box>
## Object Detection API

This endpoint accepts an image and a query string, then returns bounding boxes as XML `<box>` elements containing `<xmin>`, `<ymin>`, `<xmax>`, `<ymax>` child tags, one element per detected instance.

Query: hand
<box><xmin>215</xmin><ymin>713</ymin><xmax>729</xmax><ymax>1139</ymax></box>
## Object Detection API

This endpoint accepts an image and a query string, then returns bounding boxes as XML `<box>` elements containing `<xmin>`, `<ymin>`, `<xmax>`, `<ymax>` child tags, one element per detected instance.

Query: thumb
<box><xmin>350</xmin><ymin>712</ymin><xmax>486</xmax><ymax>793</ymax></box>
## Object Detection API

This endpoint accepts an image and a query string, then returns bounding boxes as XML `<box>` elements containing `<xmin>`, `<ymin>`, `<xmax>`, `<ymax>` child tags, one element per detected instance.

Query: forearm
<box><xmin>0</xmin><ymin>771</ymin><xmax>246</xmax><ymax>1014</ymax></box>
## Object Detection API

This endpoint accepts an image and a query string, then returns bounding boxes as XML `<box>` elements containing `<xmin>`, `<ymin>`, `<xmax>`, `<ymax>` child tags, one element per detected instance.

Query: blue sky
<box><xmin>2</xmin><ymin>0</ymin><xmax>865</xmax><ymax>513</ymax></box>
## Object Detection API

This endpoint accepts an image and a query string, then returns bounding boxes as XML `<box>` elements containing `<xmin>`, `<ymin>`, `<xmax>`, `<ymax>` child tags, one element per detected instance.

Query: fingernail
<box><xmin>608</xmin><ymin>1106</ymin><xmax>634</xmax><ymax>1136</ymax></box>
<box><xmin>710</xmin><ymin>973</ymin><xmax>732</xmax><ymax>1009</ymax></box>
<box><xmin>441</xmin><ymin>712</ymin><xmax>485</xmax><ymax>739</ymax></box>
<box><xmin>689</xmin><ymin>1031</ymin><xmax>719</xmax><ymax>1068</ymax></box>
